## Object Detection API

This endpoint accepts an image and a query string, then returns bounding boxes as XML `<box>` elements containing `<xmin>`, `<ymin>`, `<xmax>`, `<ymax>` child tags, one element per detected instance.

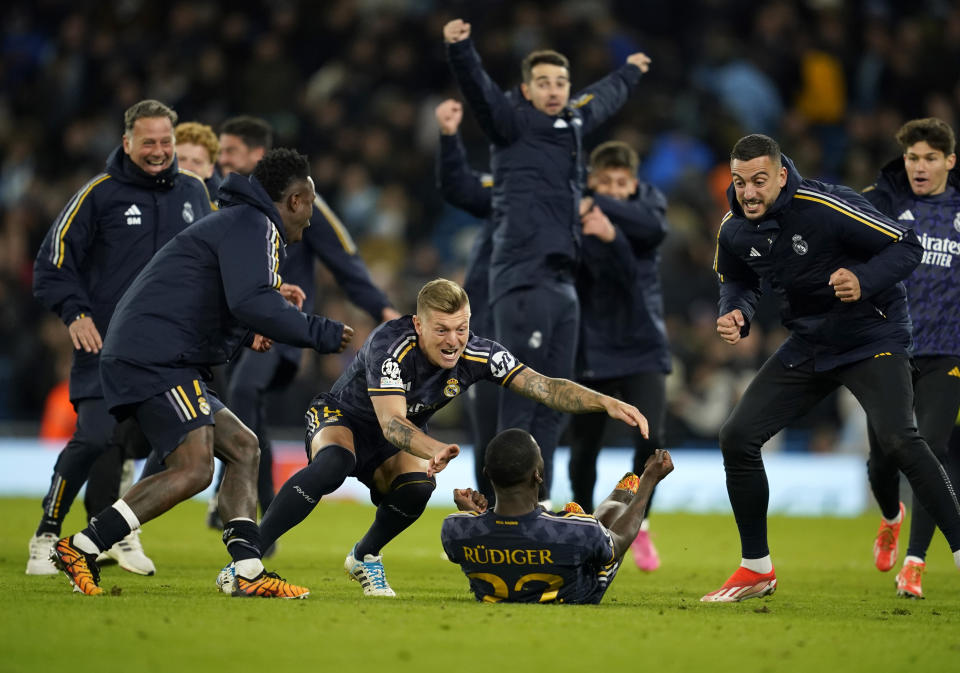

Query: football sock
<box><xmin>355</xmin><ymin>472</ymin><xmax>435</xmax><ymax>558</ymax></box>
<box><xmin>258</xmin><ymin>444</ymin><xmax>355</xmax><ymax>550</ymax></box>
<box><xmin>223</xmin><ymin>518</ymin><xmax>261</xmax><ymax>562</ymax></box>
<box><xmin>882</xmin><ymin>508</ymin><xmax>903</xmax><ymax>525</ymax></box>
<box><xmin>81</xmin><ymin>505</ymin><xmax>133</xmax><ymax>552</ymax></box>
<box><xmin>954</xmin><ymin>549</ymin><xmax>960</xmax><ymax>569</ymax></box>
<box><xmin>640</xmin><ymin>518</ymin><xmax>650</xmax><ymax>532</ymax></box>
<box><xmin>741</xmin><ymin>556</ymin><xmax>773</xmax><ymax>574</ymax></box>
<box><xmin>235</xmin><ymin>558</ymin><xmax>265</xmax><ymax>580</ymax></box>
<box><xmin>904</xmin><ymin>555</ymin><xmax>924</xmax><ymax>565</ymax></box>
<box><xmin>72</xmin><ymin>532</ymin><xmax>100</xmax><ymax>554</ymax></box>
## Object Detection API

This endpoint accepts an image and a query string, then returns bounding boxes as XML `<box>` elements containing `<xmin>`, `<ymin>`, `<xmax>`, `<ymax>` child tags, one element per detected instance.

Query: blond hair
<box><xmin>417</xmin><ymin>279</ymin><xmax>469</xmax><ymax>317</ymax></box>
<box><xmin>175</xmin><ymin>121</ymin><xmax>220</xmax><ymax>163</ymax></box>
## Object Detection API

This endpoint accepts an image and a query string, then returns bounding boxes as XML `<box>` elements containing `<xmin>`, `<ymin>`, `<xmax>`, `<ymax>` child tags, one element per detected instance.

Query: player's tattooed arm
<box><xmin>508</xmin><ymin>368</ymin><xmax>599</xmax><ymax>412</ymax></box>
<box><xmin>507</xmin><ymin>367</ymin><xmax>649</xmax><ymax>434</ymax></box>
<box><xmin>384</xmin><ymin>416</ymin><xmax>418</xmax><ymax>453</ymax></box>
<box><xmin>371</xmin><ymin>394</ymin><xmax>460</xmax><ymax>466</ymax></box>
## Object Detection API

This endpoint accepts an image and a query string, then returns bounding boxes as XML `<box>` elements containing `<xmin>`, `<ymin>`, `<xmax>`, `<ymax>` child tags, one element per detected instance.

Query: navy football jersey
<box><xmin>328</xmin><ymin>316</ymin><xmax>526</xmax><ymax>428</ymax></box>
<box><xmin>441</xmin><ymin>508</ymin><xmax>619</xmax><ymax>604</ymax></box>
<box><xmin>896</xmin><ymin>186</ymin><xmax>960</xmax><ymax>357</ymax></box>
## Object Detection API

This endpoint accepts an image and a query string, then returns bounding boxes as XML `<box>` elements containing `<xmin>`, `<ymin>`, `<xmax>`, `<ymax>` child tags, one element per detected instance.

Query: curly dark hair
<box><xmin>484</xmin><ymin>429</ymin><xmax>542</xmax><ymax>488</ymax></box>
<box><xmin>252</xmin><ymin>148</ymin><xmax>310</xmax><ymax>201</ymax></box>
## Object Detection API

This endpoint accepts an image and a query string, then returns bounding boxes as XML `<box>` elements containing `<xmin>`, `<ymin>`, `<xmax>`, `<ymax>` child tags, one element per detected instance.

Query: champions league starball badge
<box><xmin>792</xmin><ymin>234</ymin><xmax>808</xmax><ymax>255</ymax></box>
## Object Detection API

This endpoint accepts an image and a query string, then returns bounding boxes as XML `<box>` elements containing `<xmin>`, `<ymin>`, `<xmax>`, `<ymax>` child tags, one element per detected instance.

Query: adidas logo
<box><xmin>749</xmin><ymin>247</ymin><xmax>761</xmax><ymax>257</ymax></box>
<box><xmin>897</xmin><ymin>210</ymin><xmax>914</xmax><ymax>221</ymax></box>
<box><xmin>948</xmin><ymin>366</ymin><xmax>960</xmax><ymax>378</ymax></box>
<box><xmin>125</xmin><ymin>204</ymin><xmax>142</xmax><ymax>226</ymax></box>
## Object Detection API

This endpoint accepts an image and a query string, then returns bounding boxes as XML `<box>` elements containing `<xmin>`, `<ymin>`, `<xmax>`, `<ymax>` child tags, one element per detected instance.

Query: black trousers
<box><xmin>39</xmin><ymin>397</ymin><xmax>116</xmax><ymax>534</ymax></box>
<box><xmin>720</xmin><ymin>353</ymin><xmax>960</xmax><ymax>559</ymax></box>
<box><xmin>464</xmin><ymin>379</ymin><xmax>500</xmax><ymax>503</ymax></box>
<box><xmin>867</xmin><ymin>355</ymin><xmax>960</xmax><ymax>559</ymax></box>
<box><xmin>493</xmin><ymin>282</ymin><xmax>579</xmax><ymax>500</ymax></box>
<box><xmin>568</xmin><ymin>371</ymin><xmax>667</xmax><ymax>512</ymax></box>
<box><xmin>84</xmin><ymin>417</ymin><xmax>152</xmax><ymax>518</ymax></box>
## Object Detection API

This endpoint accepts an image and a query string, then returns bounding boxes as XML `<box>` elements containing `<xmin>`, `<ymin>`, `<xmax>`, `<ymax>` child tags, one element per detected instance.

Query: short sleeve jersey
<box><xmin>440</xmin><ymin>508</ymin><xmax>618</xmax><ymax>604</ymax></box>
<box><xmin>329</xmin><ymin>316</ymin><xmax>526</xmax><ymax>427</ymax></box>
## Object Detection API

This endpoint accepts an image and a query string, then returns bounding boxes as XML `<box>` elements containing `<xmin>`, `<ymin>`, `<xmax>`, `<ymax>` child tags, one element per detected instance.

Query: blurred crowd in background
<box><xmin>1</xmin><ymin>0</ymin><xmax>958</xmax><ymax>451</ymax></box>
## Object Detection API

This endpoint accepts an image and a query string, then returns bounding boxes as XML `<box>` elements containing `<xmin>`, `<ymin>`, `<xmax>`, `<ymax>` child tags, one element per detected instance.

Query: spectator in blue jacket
<box><xmin>444</xmin><ymin>18</ymin><xmax>651</xmax><ymax>503</ymax></box>
<box><xmin>50</xmin><ymin>148</ymin><xmax>352</xmax><ymax>598</ymax></box>
<box><xmin>703</xmin><ymin>133</ymin><xmax>960</xmax><ymax>603</ymax></box>
<box><xmin>27</xmin><ymin>99</ymin><xmax>212</xmax><ymax>578</ymax></box>
<box><xmin>862</xmin><ymin>117</ymin><xmax>960</xmax><ymax>599</ymax></box>
<box><xmin>203</xmin><ymin>115</ymin><xmax>399</xmax><ymax>532</ymax></box>
<box><xmin>568</xmin><ymin>141</ymin><xmax>671</xmax><ymax>572</ymax></box>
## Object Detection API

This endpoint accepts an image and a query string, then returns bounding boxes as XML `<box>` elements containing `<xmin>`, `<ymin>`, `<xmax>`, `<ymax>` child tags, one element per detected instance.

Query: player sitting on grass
<box><xmin>441</xmin><ymin>428</ymin><xmax>673</xmax><ymax>603</ymax></box>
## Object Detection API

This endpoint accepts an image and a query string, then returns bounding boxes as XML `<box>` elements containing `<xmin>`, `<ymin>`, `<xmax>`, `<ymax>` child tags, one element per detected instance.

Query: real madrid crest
<box><xmin>182</xmin><ymin>201</ymin><xmax>195</xmax><ymax>223</ymax></box>
<box><xmin>197</xmin><ymin>395</ymin><xmax>211</xmax><ymax>415</ymax></box>
<box><xmin>792</xmin><ymin>234</ymin><xmax>808</xmax><ymax>255</ymax></box>
<box><xmin>953</xmin><ymin>211</ymin><xmax>960</xmax><ymax>234</ymax></box>
<box><xmin>443</xmin><ymin>378</ymin><xmax>461</xmax><ymax>398</ymax></box>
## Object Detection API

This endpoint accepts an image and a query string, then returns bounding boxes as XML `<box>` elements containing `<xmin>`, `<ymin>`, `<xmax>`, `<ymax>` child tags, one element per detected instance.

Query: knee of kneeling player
<box><xmin>385</xmin><ymin>473</ymin><xmax>436</xmax><ymax>517</ymax></box>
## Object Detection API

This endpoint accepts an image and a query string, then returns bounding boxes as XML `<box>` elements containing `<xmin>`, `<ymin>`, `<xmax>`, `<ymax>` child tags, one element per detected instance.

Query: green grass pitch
<box><xmin>2</xmin><ymin>497</ymin><xmax>959</xmax><ymax>673</ymax></box>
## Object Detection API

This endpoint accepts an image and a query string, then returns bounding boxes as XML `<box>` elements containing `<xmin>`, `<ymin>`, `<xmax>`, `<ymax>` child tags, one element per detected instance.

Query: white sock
<box><xmin>741</xmin><ymin>556</ymin><xmax>773</xmax><ymax>574</ymax></box>
<box><xmin>883</xmin><ymin>509</ymin><xmax>903</xmax><ymax>525</ymax></box>
<box><xmin>640</xmin><ymin>518</ymin><xmax>650</xmax><ymax>532</ymax></box>
<box><xmin>113</xmin><ymin>499</ymin><xmax>141</xmax><ymax>531</ymax></box>
<box><xmin>953</xmin><ymin>549</ymin><xmax>960</xmax><ymax>569</ymax></box>
<box><xmin>904</xmin><ymin>555</ymin><xmax>924</xmax><ymax>566</ymax></box>
<box><xmin>235</xmin><ymin>558</ymin><xmax>264</xmax><ymax>580</ymax></box>
<box><xmin>73</xmin><ymin>532</ymin><xmax>100</xmax><ymax>554</ymax></box>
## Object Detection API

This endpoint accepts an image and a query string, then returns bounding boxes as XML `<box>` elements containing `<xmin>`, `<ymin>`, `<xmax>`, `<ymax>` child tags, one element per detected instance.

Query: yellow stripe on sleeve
<box><xmin>55</xmin><ymin>175</ymin><xmax>112</xmax><ymax>268</ymax></box>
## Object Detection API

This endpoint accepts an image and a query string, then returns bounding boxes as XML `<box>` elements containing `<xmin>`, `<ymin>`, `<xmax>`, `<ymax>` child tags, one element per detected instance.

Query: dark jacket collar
<box><xmin>217</xmin><ymin>173</ymin><xmax>288</xmax><ymax>243</ymax></box>
<box><xmin>106</xmin><ymin>146</ymin><xmax>180</xmax><ymax>191</ymax></box>
<box><xmin>726</xmin><ymin>154</ymin><xmax>802</xmax><ymax>221</ymax></box>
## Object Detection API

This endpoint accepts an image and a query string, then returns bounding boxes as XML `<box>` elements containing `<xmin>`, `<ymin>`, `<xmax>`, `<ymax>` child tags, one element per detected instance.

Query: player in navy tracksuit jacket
<box><xmin>444</xmin><ymin>18</ymin><xmax>651</xmax><ymax>500</ymax></box>
<box><xmin>702</xmin><ymin>134</ymin><xmax>960</xmax><ymax>603</ymax></box>
<box><xmin>860</xmin><ymin>118</ymin><xmax>960</xmax><ymax>597</ymax></box>
<box><xmin>28</xmin><ymin>100</ymin><xmax>212</xmax><ymax>576</ymax></box>
<box><xmin>217</xmin><ymin>195</ymin><xmax>395</xmax><ymax>523</ymax></box>
<box><xmin>50</xmin><ymin>150</ymin><xmax>349</xmax><ymax>597</ymax></box>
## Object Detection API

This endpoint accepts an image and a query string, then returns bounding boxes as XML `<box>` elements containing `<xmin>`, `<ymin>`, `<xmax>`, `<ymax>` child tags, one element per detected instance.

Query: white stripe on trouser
<box><xmin>165</xmin><ymin>389</ymin><xmax>190</xmax><ymax>422</ymax></box>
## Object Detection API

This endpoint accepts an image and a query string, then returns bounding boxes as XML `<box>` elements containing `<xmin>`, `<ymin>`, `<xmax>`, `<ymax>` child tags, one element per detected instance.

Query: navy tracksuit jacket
<box><xmin>100</xmin><ymin>173</ymin><xmax>345</xmax><ymax>411</ymax></box>
<box><xmin>33</xmin><ymin>148</ymin><xmax>212</xmax><ymax>402</ymax></box>
<box><xmin>715</xmin><ymin>155</ymin><xmax>922</xmax><ymax>371</ymax></box>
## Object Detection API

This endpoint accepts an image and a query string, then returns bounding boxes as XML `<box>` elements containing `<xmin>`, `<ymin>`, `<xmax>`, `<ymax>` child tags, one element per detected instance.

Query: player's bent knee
<box><xmin>718</xmin><ymin>419</ymin><xmax>752</xmax><ymax>457</ymax></box>
<box><xmin>226</xmin><ymin>428</ymin><xmax>260</xmax><ymax>466</ymax></box>
<box><xmin>381</xmin><ymin>472</ymin><xmax>436</xmax><ymax>518</ymax></box>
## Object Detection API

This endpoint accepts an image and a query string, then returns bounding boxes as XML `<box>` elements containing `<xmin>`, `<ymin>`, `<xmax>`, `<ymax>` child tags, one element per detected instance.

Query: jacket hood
<box><xmin>875</xmin><ymin>155</ymin><xmax>960</xmax><ymax>199</ymax></box>
<box><xmin>217</xmin><ymin>173</ymin><xmax>288</xmax><ymax>242</ymax></box>
<box><xmin>106</xmin><ymin>145</ymin><xmax>180</xmax><ymax>191</ymax></box>
<box><xmin>726</xmin><ymin>153</ymin><xmax>802</xmax><ymax>220</ymax></box>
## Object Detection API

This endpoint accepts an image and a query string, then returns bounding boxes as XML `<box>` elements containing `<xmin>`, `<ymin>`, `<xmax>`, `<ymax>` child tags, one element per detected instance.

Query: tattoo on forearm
<box><xmin>516</xmin><ymin>372</ymin><xmax>595</xmax><ymax>413</ymax></box>
<box><xmin>385</xmin><ymin>417</ymin><xmax>415</xmax><ymax>451</ymax></box>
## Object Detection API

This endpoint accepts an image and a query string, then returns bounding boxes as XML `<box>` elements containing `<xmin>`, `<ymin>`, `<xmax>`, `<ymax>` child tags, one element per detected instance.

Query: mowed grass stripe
<box><xmin>1</xmin><ymin>498</ymin><xmax>958</xmax><ymax>673</ymax></box>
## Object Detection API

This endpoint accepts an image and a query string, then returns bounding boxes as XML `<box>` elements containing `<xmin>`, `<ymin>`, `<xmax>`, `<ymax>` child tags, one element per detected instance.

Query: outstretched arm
<box><xmin>507</xmin><ymin>367</ymin><xmax>648</xmax><ymax>437</ymax></box>
<box><xmin>371</xmin><ymin>394</ymin><xmax>460</xmax><ymax>475</ymax></box>
<box><xmin>597</xmin><ymin>450</ymin><xmax>674</xmax><ymax>559</ymax></box>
